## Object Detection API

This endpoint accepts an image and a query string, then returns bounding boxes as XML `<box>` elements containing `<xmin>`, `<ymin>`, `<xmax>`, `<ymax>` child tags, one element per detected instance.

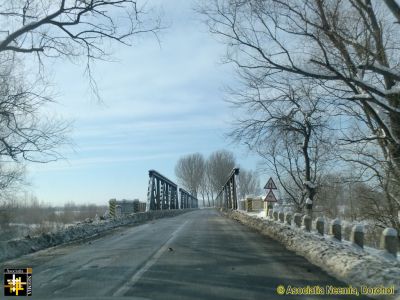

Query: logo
<box><xmin>276</xmin><ymin>285</ymin><xmax>286</xmax><ymax>295</ymax></box>
<box><xmin>4</xmin><ymin>268</ymin><xmax>32</xmax><ymax>296</ymax></box>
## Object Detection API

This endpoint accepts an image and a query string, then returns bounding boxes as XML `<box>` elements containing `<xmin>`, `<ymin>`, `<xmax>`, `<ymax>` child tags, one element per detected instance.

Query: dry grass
<box><xmin>0</xmin><ymin>200</ymin><xmax>107</xmax><ymax>241</ymax></box>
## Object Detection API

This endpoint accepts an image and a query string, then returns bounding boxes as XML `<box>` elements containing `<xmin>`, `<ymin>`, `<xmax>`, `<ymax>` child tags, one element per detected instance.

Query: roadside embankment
<box><xmin>223</xmin><ymin>210</ymin><xmax>400</xmax><ymax>300</ymax></box>
<box><xmin>0</xmin><ymin>209</ymin><xmax>196</xmax><ymax>262</ymax></box>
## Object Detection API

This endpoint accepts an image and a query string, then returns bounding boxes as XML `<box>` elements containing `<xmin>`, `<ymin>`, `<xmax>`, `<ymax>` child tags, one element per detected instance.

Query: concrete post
<box><xmin>330</xmin><ymin>219</ymin><xmax>342</xmax><ymax>241</ymax></box>
<box><xmin>268</xmin><ymin>209</ymin><xmax>273</xmax><ymax>219</ymax></box>
<box><xmin>278</xmin><ymin>211</ymin><xmax>285</xmax><ymax>223</ymax></box>
<box><xmin>305</xmin><ymin>198</ymin><xmax>313</xmax><ymax>218</ymax></box>
<box><xmin>302</xmin><ymin>215</ymin><xmax>311</xmax><ymax>232</ymax></box>
<box><xmin>246</xmin><ymin>198</ymin><xmax>253</xmax><ymax>212</ymax></box>
<box><xmin>380</xmin><ymin>228</ymin><xmax>398</xmax><ymax>257</ymax></box>
<box><xmin>285</xmin><ymin>212</ymin><xmax>292</xmax><ymax>225</ymax></box>
<box><xmin>273</xmin><ymin>210</ymin><xmax>279</xmax><ymax>221</ymax></box>
<box><xmin>351</xmin><ymin>225</ymin><xmax>364</xmax><ymax>248</ymax></box>
<box><xmin>109</xmin><ymin>198</ymin><xmax>117</xmax><ymax>219</ymax></box>
<box><xmin>316</xmin><ymin>217</ymin><xmax>324</xmax><ymax>235</ymax></box>
<box><xmin>293</xmin><ymin>213</ymin><xmax>302</xmax><ymax>227</ymax></box>
<box><xmin>115</xmin><ymin>205</ymin><xmax>122</xmax><ymax>218</ymax></box>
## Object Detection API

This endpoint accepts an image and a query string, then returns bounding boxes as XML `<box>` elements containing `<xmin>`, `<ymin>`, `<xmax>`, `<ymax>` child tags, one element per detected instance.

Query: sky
<box><xmin>25</xmin><ymin>0</ymin><xmax>262</xmax><ymax>206</ymax></box>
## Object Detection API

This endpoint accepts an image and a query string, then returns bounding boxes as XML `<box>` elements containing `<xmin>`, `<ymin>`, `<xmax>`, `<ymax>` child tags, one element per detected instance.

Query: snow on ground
<box><xmin>226</xmin><ymin>210</ymin><xmax>400</xmax><ymax>300</ymax></box>
<box><xmin>249</xmin><ymin>210</ymin><xmax>400</xmax><ymax>262</ymax></box>
<box><xmin>0</xmin><ymin>209</ymin><xmax>195</xmax><ymax>262</ymax></box>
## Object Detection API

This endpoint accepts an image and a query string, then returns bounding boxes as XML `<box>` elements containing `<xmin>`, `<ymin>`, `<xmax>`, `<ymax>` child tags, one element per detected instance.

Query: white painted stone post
<box><xmin>268</xmin><ymin>209</ymin><xmax>273</xmax><ymax>219</ymax></box>
<box><xmin>351</xmin><ymin>225</ymin><xmax>364</xmax><ymax>248</ymax></box>
<box><xmin>330</xmin><ymin>219</ymin><xmax>342</xmax><ymax>241</ymax></box>
<box><xmin>285</xmin><ymin>212</ymin><xmax>292</xmax><ymax>225</ymax></box>
<box><xmin>380</xmin><ymin>228</ymin><xmax>398</xmax><ymax>257</ymax></box>
<box><xmin>293</xmin><ymin>213</ymin><xmax>302</xmax><ymax>227</ymax></box>
<box><xmin>278</xmin><ymin>211</ymin><xmax>285</xmax><ymax>223</ymax></box>
<box><xmin>305</xmin><ymin>198</ymin><xmax>313</xmax><ymax>217</ymax></box>
<box><xmin>302</xmin><ymin>215</ymin><xmax>311</xmax><ymax>231</ymax></box>
<box><xmin>316</xmin><ymin>217</ymin><xmax>324</xmax><ymax>235</ymax></box>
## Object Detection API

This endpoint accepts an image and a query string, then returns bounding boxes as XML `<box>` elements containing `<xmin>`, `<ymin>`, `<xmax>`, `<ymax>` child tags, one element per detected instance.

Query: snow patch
<box><xmin>352</xmin><ymin>225</ymin><xmax>364</xmax><ymax>233</ymax></box>
<box><xmin>0</xmin><ymin>209</ymin><xmax>196</xmax><ymax>262</ymax></box>
<box><xmin>224</xmin><ymin>210</ymin><xmax>400</xmax><ymax>300</ymax></box>
<box><xmin>304</xmin><ymin>181</ymin><xmax>317</xmax><ymax>188</ymax></box>
<box><xmin>383</xmin><ymin>228</ymin><xmax>398</xmax><ymax>237</ymax></box>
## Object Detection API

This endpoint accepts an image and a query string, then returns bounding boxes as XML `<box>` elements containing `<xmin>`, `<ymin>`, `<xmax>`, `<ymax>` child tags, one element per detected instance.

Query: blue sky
<box><xmin>25</xmin><ymin>0</ymin><xmax>261</xmax><ymax>206</ymax></box>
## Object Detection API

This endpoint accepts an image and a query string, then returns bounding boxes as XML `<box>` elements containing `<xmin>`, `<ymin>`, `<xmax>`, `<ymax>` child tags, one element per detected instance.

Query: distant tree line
<box><xmin>175</xmin><ymin>150</ymin><xmax>261</xmax><ymax>207</ymax></box>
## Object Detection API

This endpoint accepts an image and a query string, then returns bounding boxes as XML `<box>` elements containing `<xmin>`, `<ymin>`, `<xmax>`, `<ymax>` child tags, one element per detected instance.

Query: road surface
<box><xmin>2</xmin><ymin>209</ymin><xmax>370</xmax><ymax>299</ymax></box>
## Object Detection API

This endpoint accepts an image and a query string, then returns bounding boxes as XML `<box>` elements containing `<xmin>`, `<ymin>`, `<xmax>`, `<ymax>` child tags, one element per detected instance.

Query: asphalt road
<box><xmin>2</xmin><ymin>209</ymin><xmax>370</xmax><ymax>299</ymax></box>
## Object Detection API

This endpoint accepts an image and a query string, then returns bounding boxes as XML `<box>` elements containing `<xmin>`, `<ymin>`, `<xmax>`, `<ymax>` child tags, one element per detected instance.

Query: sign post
<box><xmin>263</xmin><ymin>177</ymin><xmax>277</xmax><ymax>217</ymax></box>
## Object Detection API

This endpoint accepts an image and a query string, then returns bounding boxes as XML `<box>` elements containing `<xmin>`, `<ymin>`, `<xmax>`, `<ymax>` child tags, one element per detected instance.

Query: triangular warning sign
<box><xmin>264</xmin><ymin>177</ymin><xmax>277</xmax><ymax>189</ymax></box>
<box><xmin>264</xmin><ymin>190</ymin><xmax>277</xmax><ymax>202</ymax></box>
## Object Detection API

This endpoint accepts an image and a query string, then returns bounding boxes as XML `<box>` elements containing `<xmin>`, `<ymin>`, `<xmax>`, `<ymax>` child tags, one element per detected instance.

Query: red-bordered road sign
<box><xmin>264</xmin><ymin>190</ymin><xmax>277</xmax><ymax>202</ymax></box>
<box><xmin>264</xmin><ymin>177</ymin><xmax>277</xmax><ymax>190</ymax></box>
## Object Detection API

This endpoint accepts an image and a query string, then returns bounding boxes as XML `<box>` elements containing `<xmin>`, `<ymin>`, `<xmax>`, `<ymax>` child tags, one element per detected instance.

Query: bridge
<box><xmin>146</xmin><ymin>169</ymin><xmax>199</xmax><ymax>210</ymax></box>
<box><xmin>2</xmin><ymin>168</ymin><xmax>398</xmax><ymax>299</ymax></box>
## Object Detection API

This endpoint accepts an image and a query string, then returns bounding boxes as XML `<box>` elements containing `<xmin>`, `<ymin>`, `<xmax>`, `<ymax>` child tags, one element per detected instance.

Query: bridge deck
<box><xmin>3</xmin><ymin>209</ymin><xmax>370</xmax><ymax>299</ymax></box>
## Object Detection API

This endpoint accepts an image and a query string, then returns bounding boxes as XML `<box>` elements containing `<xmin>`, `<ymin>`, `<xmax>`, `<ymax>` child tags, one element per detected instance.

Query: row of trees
<box><xmin>198</xmin><ymin>0</ymin><xmax>400</xmax><ymax>233</ymax></box>
<box><xmin>175</xmin><ymin>150</ymin><xmax>261</xmax><ymax>207</ymax></box>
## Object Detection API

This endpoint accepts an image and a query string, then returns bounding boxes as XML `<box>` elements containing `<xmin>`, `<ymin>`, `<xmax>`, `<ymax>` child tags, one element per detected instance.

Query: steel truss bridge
<box><xmin>146</xmin><ymin>168</ymin><xmax>240</xmax><ymax>211</ymax></box>
<box><xmin>215</xmin><ymin>167</ymin><xmax>240</xmax><ymax>210</ymax></box>
<box><xmin>146</xmin><ymin>170</ymin><xmax>198</xmax><ymax>211</ymax></box>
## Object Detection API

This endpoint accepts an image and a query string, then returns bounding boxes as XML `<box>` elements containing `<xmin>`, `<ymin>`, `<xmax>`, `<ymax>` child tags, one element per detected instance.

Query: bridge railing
<box><xmin>146</xmin><ymin>170</ymin><xmax>198</xmax><ymax>211</ymax></box>
<box><xmin>179</xmin><ymin>188</ymin><xmax>198</xmax><ymax>209</ymax></box>
<box><xmin>215</xmin><ymin>168</ymin><xmax>240</xmax><ymax>210</ymax></box>
<box><xmin>265</xmin><ymin>208</ymin><xmax>399</xmax><ymax>258</ymax></box>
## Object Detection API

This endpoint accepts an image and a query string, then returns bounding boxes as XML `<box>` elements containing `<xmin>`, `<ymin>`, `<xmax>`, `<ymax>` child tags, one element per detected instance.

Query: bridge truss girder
<box><xmin>147</xmin><ymin>170</ymin><xmax>179</xmax><ymax>211</ymax></box>
<box><xmin>216</xmin><ymin>168</ymin><xmax>239</xmax><ymax>210</ymax></box>
<box><xmin>179</xmin><ymin>188</ymin><xmax>198</xmax><ymax>209</ymax></box>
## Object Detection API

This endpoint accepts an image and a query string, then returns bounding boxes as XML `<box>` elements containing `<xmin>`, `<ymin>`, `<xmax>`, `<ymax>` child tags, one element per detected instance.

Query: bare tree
<box><xmin>0</xmin><ymin>1</ymin><xmax>162</xmax><ymax>229</ymax></box>
<box><xmin>0</xmin><ymin>0</ymin><xmax>161</xmax><ymax>166</ymax></box>
<box><xmin>0</xmin><ymin>60</ymin><xmax>68</xmax><ymax>162</ymax></box>
<box><xmin>199</xmin><ymin>162</ymin><xmax>214</xmax><ymax>207</ymax></box>
<box><xmin>237</xmin><ymin>168</ymin><xmax>261</xmax><ymax>199</ymax></box>
<box><xmin>316</xmin><ymin>172</ymin><xmax>361</xmax><ymax>219</ymax></box>
<box><xmin>207</xmin><ymin>149</ymin><xmax>236</xmax><ymax>196</ymax></box>
<box><xmin>199</xmin><ymin>0</ymin><xmax>400</xmax><ymax>232</ymax></box>
<box><xmin>177</xmin><ymin>150</ymin><xmax>255</xmax><ymax>207</ymax></box>
<box><xmin>0</xmin><ymin>59</ymin><xmax>67</xmax><ymax>225</ymax></box>
<box><xmin>175</xmin><ymin>153</ymin><xmax>205</xmax><ymax>200</ymax></box>
<box><xmin>230</xmin><ymin>79</ymin><xmax>334</xmax><ymax>211</ymax></box>
<box><xmin>199</xmin><ymin>0</ymin><xmax>400</xmax><ymax>199</ymax></box>
<box><xmin>0</xmin><ymin>1</ymin><xmax>161</xmax><ymax>78</ymax></box>
<box><xmin>0</xmin><ymin>0</ymin><xmax>161</xmax><ymax>161</ymax></box>
<box><xmin>0</xmin><ymin>162</ymin><xmax>25</xmax><ymax>201</ymax></box>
